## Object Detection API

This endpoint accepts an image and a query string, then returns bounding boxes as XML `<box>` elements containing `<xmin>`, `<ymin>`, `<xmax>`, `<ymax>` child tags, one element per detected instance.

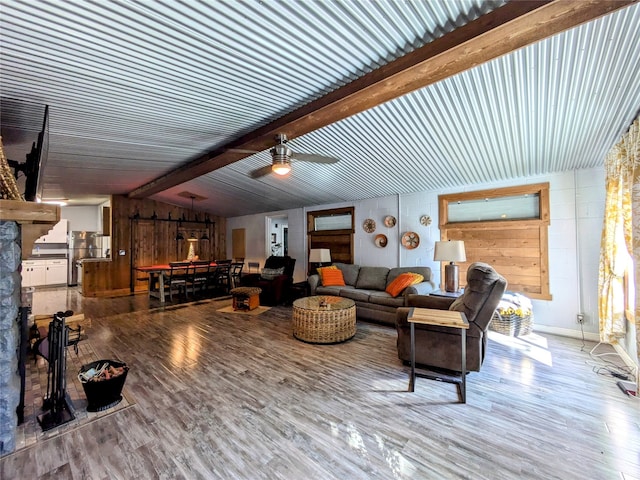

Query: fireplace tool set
<box><xmin>36</xmin><ymin>310</ymin><xmax>77</xmax><ymax>431</ymax></box>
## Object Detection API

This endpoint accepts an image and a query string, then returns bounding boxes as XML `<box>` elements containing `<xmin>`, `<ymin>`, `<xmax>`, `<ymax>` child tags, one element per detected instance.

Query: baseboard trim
<box><xmin>533</xmin><ymin>324</ymin><xmax>599</xmax><ymax>342</ymax></box>
<box><xmin>81</xmin><ymin>288</ymin><xmax>131</xmax><ymax>298</ymax></box>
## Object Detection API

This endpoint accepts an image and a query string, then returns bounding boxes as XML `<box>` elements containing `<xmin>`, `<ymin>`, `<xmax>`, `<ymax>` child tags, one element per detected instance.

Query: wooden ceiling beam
<box><xmin>129</xmin><ymin>0</ymin><xmax>636</xmax><ymax>199</ymax></box>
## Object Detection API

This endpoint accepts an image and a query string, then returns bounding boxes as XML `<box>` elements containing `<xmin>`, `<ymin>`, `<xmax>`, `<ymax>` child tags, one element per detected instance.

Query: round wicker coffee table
<box><xmin>292</xmin><ymin>296</ymin><xmax>356</xmax><ymax>344</ymax></box>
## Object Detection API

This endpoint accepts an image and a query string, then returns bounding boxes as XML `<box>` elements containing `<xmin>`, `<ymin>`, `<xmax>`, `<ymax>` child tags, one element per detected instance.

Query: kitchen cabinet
<box><xmin>22</xmin><ymin>261</ymin><xmax>46</xmax><ymax>287</ymax></box>
<box><xmin>35</xmin><ymin>219</ymin><xmax>68</xmax><ymax>244</ymax></box>
<box><xmin>45</xmin><ymin>259</ymin><xmax>67</xmax><ymax>285</ymax></box>
<box><xmin>21</xmin><ymin>259</ymin><xmax>68</xmax><ymax>287</ymax></box>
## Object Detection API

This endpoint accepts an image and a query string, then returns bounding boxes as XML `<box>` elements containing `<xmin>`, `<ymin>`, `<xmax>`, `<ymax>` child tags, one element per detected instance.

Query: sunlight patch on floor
<box><xmin>169</xmin><ymin>325</ymin><xmax>203</xmax><ymax>367</ymax></box>
<box><xmin>489</xmin><ymin>331</ymin><xmax>553</xmax><ymax>367</ymax></box>
<box><xmin>375</xmin><ymin>433</ymin><xmax>417</xmax><ymax>478</ymax></box>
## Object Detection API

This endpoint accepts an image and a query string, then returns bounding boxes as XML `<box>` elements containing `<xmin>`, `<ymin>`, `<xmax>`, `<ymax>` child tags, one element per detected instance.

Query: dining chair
<box><xmin>215</xmin><ymin>263</ymin><xmax>232</xmax><ymax>293</ymax></box>
<box><xmin>230</xmin><ymin>262</ymin><xmax>244</xmax><ymax>289</ymax></box>
<box><xmin>164</xmin><ymin>262</ymin><xmax>191</xmax><ymax>302</ymax></box>
<box><xmin>207</xmin><ymin>264</ymin><xmax>229</xmax><ymax>295</ymax></box>
<box><xmin>187</xmin><ymin>260</ymin><xmax>211</xmax><ymax>297</ymax></box>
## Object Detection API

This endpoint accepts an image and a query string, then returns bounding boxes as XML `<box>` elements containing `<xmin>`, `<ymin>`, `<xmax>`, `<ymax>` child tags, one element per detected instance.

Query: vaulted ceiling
<box><xmin>1</xmin><ymin>0</ymin><xmax>639</xmax><ymax>217</ymax></box>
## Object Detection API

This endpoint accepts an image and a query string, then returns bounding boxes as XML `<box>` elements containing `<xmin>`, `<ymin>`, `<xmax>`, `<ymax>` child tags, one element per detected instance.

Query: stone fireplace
<box><xmin>0</xmin><ymin>200</ymin><xmax>59</xmax><ymax>456</ymax></box>
<box><xmin>0</xmin><ymin>220</ymin><xmax>21</xmax><ymax>454</ymax></box>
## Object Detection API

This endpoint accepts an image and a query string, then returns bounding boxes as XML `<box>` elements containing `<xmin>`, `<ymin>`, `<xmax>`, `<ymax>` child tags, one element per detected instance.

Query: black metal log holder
<box><xmin>37</xmin><ymin>310</ymin><xmax>76</xmax><ymax>431</ymax></box>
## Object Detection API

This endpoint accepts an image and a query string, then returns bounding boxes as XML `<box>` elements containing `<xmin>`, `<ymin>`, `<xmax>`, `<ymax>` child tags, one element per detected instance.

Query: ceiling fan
<box><xmin>248</xmin><ymin>133</ymin><xmax>339</xmax><ymax>179</ymax></box>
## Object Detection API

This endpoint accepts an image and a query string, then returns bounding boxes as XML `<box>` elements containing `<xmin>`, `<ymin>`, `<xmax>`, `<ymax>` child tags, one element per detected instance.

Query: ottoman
<box><xmin>230</xmin><ymin>286</ymin><xmax>262</xmax><ymax>311</ymax></box>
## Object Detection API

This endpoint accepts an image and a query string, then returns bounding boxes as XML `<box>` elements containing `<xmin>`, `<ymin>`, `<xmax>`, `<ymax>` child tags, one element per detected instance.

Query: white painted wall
<box><xmin>227</xmin><ymin>168</ymin><xmax>606</xmax><ymax>341</ymax></box>
<box><xmin>61</xmin><ymin>205</ymin><xmax>102</xmax><ymax>232</ymax></box>
<box><xmin>227</xmin><ymin>208</ymin><xmax>306</xmax><ymax>281</ymax></box>
<box><xmin>59</xmin><ymin>205</ymin><xmax>113</xmax><ymax>257</ymax></box>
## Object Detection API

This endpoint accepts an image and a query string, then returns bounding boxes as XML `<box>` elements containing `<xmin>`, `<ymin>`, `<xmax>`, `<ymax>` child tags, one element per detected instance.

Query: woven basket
<box><xmin>292</xmin><ymin>304</ymin><xmax>356</xmax><ymax>344</ymax></box>
<box><xmin>490</xmin><ymin>311</ymin><xmax>533</xmax><ymax>337</ymax></box>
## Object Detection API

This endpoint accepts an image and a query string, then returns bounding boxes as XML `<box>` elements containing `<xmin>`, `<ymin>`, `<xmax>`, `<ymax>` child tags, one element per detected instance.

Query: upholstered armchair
<box><xmin>240</xmin><ymin>255</ymin><xmax>296</xmax><ymax>305</ymax></box>
<box><xmin>396</xmin><ymin>262</ymin><xmax>507</xmax><ymax>373</ymax></box>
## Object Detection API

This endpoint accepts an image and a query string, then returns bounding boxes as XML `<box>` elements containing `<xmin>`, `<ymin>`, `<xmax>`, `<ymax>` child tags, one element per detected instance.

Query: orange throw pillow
<box><xmin>317</xmin><ymin>265</ymin><xmax>337</xmax><ymax>284</ymax></box>
<box><xmin>386</xmin><ymin>272</ymin><xmax>420</xmax><ymax>297</ymax></box>
<box><xmin>321</xmin><ymin>268</ymin><xmax>346</xmax><ymax>287</ymax></box>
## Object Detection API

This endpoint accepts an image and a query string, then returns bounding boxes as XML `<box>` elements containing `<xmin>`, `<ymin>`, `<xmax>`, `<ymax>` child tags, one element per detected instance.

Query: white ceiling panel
<box><xmin>1</xmin><ymin>0</ymin><xmax>639</xmax><ymax>216</ymax></box>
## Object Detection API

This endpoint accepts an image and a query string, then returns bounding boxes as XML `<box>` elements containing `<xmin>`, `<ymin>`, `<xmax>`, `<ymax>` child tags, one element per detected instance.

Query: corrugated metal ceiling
<box><xmin>1</xmin><ymin>0</ymin><xmax>639</xmax><ymax>217</ymax></box>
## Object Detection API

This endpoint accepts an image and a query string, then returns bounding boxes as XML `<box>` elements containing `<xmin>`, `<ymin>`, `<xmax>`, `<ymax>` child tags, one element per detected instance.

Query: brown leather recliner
<box><xmin>396</xmin><ymin>262</ymin><xmax>507</xmax><ymax>373</ymax></box>
<box><xmin>240</xmin><ymin>255</ymin><xmax>296</xmax><ymax>305</ymax></box>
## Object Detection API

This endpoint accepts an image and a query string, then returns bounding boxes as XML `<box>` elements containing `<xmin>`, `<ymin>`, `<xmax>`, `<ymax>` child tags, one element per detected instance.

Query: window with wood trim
<box><xmin>307</xmin><ymin>207</ymin><xmax>354</xmax><ymax>265</ymax></box>
<box><xmin>439</xmin><ymin>183</ymin><xmax>551</xmax><ymax>300</ymax></box>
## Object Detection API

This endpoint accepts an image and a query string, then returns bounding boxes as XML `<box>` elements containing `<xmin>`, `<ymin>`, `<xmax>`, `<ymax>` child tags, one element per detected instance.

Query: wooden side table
<box><xmin>287</xmin><ymin>281</ymin><xmax>310</xmax><ymax>304</ymax></box>
<box><xmin>407</xmin><ymin>307</ymin><xmax>469</xmax><ymax>403</ymax></box>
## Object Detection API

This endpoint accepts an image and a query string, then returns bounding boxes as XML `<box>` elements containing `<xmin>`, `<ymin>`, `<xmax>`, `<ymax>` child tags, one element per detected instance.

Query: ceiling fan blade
<box><xmin>227</xmin><ymin>148</ymin><xmax>262</xmax><ymax>154</ymax></box>
<box><xmin>249</xmin><ymin>164</ymin><xmax>274</xmax><ymax>179</ymax></box>
<box><xmin>291</xmin><ymin>152</ymin><xmax>340</xmax><ymax>164</ymax></box>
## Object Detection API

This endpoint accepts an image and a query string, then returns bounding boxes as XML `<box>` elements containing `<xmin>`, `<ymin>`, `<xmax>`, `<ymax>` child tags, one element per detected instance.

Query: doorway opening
<box><xmin>266</xmin><ymin>215</ymin><xmax>288</xmax><ymax>257</ymax></box>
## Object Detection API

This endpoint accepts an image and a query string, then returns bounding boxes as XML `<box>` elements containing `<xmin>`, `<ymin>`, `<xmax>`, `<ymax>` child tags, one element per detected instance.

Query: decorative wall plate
<box><xmin>363</xmin><ymin>218</ymin><xmax>376</xmax><ymax>233</ymax></box>
<box><xmin>420</xmin><ymin>215</ymin><xmax>432</xmax><ymax>226</ymax></box>
<box><xmin>401</xmin><ymin>231</ymin><xmax>420</xmax><ymax>249</ymax></box>
<box><xmin>383</xmin><ymin>215</ymin><xmax>396</xmax><ymax>228</ymax></box>
<box><xmin>374</xmin><ymin>234</ymin><xmax>388</xmax><ymax>248</ymax></box>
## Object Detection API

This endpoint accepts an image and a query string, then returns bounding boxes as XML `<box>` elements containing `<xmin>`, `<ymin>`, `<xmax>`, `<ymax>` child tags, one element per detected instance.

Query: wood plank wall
<box><xmin>82</xmin><ymin>194</ymin><xmax>226</xmax><ymax>297</ymax></box>
<box><xmin>308</xmin><ymin>232</ymin><xmax>353</xmax><ymax>264</ymax></box>
<box><xmin>438</xmin><ymin>183</ymin><xmax>551</xmax><ymax>300</ymax></box>
<box><xmin>307</xmin><ymin>207</ymin><xmax>355</xmax><ymax>265</ymax></box>
<box><xmin>443</xmin><ymin>221</ymin><xmax>550</xmax><ymax>299</ymax></box>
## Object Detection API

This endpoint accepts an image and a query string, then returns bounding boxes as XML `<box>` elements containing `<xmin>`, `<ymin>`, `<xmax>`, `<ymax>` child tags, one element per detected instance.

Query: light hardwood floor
<box><xmin>1</xmin><ymin>288</ymin><xmax>638</xmax><ymax>479</ymax></box>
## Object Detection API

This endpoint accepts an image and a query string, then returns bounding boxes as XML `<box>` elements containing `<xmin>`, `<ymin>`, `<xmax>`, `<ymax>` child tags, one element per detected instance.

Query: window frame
<box><xmin>439</xmin><ymin>183</ymin><xmax>551</xmax><ymax>300</ymax></box>
<box><xmin>307</xmin><ymin>207</ymin><xmax>355</xmax><ymax>265</ymax></box>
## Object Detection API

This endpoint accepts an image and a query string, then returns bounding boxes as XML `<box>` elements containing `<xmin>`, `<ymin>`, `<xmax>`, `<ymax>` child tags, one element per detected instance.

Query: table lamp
<box><xmin>433</xmin><ymin>240</ymin><xmax>466</xmax><ymax>292</ymax></box>
<box><xmin>309</xmin><ymin>248</ymin><xmax>331</xmax><ymax>276</ymax></box>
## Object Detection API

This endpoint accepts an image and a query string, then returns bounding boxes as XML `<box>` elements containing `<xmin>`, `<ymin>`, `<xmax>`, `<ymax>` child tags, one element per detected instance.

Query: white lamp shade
<box><xmin>309</xmin><ymin>248</ymin><xmax>331</xmax><ymax>263</ymax></box>
<box><xmin>433</xmin><ymin>240</ymin><xmax>466</xmax><ymax>262</ymax></box>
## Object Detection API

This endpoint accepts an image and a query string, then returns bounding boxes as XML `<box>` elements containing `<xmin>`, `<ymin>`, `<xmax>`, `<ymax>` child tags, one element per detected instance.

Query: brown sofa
<box><xmin>396</xmin><ymin>262</ymin><xmax>507</xmax><ymax>373</ymax></box>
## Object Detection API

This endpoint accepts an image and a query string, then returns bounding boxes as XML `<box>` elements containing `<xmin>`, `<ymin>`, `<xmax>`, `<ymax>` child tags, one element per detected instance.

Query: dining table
<box><xmin>135</xmin><ymin>261</ymin><xmax>218</xmax><ymax>303</ymax></box>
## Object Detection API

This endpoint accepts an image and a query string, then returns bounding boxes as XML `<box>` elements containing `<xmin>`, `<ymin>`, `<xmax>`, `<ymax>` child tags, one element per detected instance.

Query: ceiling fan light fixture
<box><xmin>271</xmin><ymin>140</ymin><xmax>292</xmax><ymax>175</ymax></box>
<box><xmin>249</xmin><ymin>132</ymin><xmax>338</xmax><ymax>179</ymax></box>
<box><xmin>272</xmin><ymin>160</ymin><xmax>291</xmax><ymax>175</ymax></box>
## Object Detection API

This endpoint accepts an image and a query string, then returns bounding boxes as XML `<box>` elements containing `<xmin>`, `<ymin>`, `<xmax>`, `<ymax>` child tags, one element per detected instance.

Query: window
<box><xmin>307</xmin><ymin>207</ymin><xmax>355</xmax><ymax>264</ymax></box>
<box><xmin>439</xmin><ymin>183</ymin><xmax>551</xmax><ymax>300</ymax></box>
<box><xmin>314</xmin><ymin>213</ymin><xmax>353</xmax><ymax>231</ymax></box>
<box><xmin>447</xmin><ymin>193</ymin><xmax>539</xmax><ymax>222</ymax></box>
